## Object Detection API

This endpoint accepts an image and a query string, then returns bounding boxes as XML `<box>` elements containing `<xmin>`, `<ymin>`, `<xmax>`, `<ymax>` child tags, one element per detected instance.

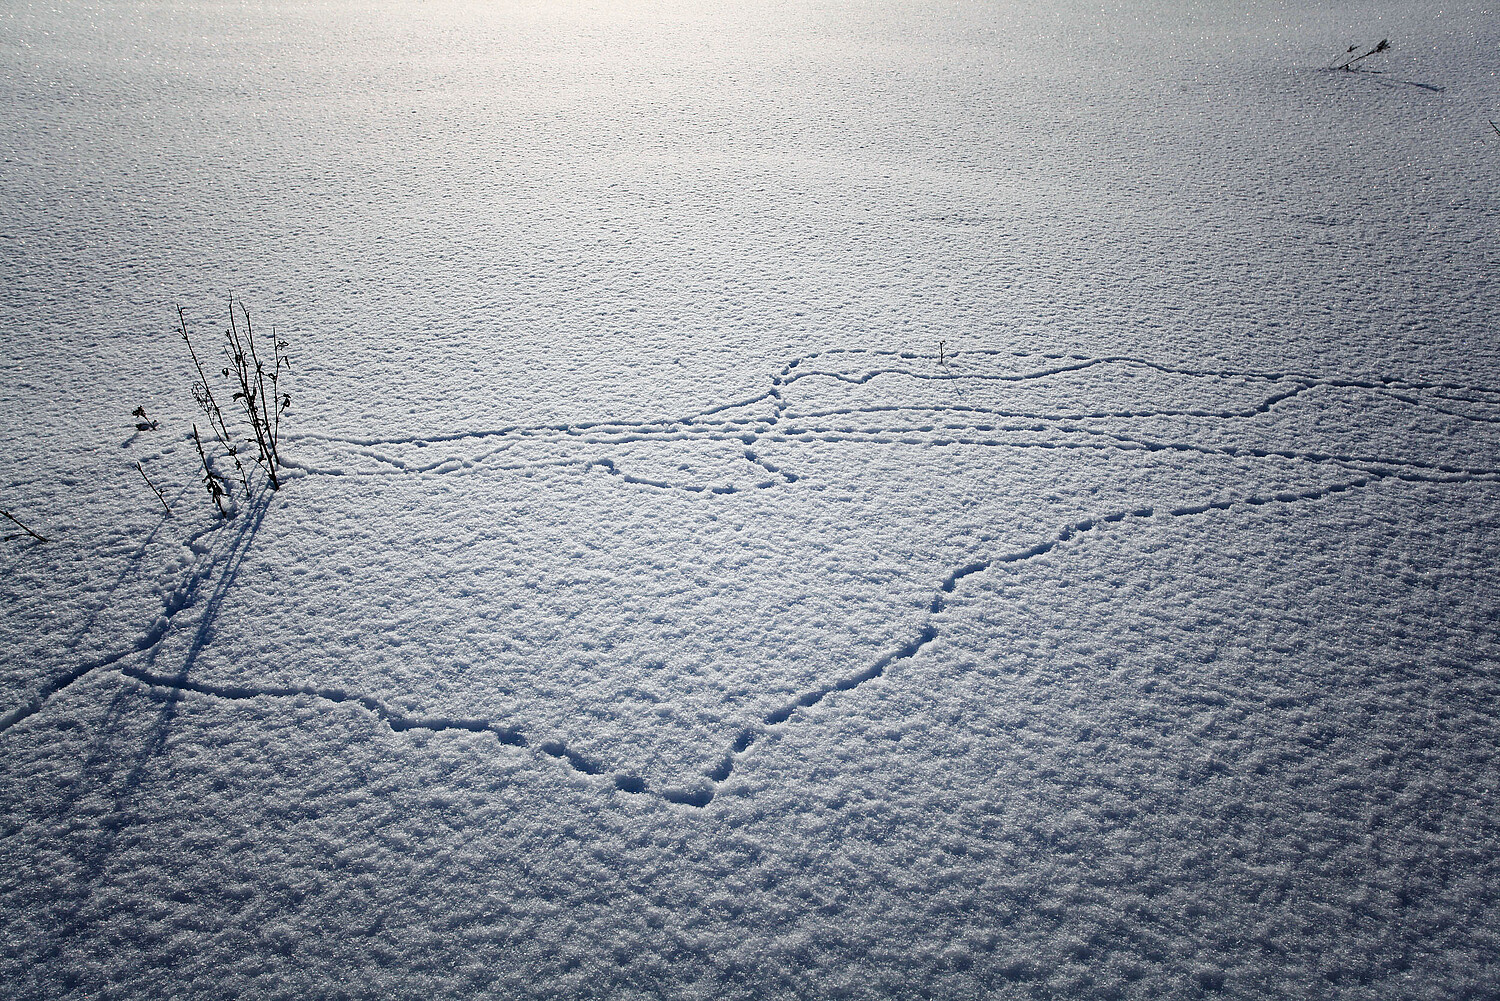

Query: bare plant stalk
<box><xmin>192</xmin><ymin>425</ymin><xmax>230</xmax><ymax>518</ymax></box>
<box><xmin>179</xmin><ymin>299</ymin><xmax>293</xmax><ymax>496</ymax></box>
<box><xmin>224</xmin><ymin>301</ymin><xmax>286</xmax><ymax>490</ymax></box>
<box><xmin>1</xmin><ymin>509</ymin><xmax>49</xmax><ymax>543</ymax></box>
<box><xmin>135</xmin><ymin>461</ymin><xmax>173</xmax><ymax>516</ymax></box>
<box><xmin>247</xmin><ymin>312</ymin><xmax>277</xmax><ymax>473</ymax></box>
<box><xmin>179</xmin><ymin>305</ymin><xmax>250</xmax><ymax>497</ymax></box>
<box><xmin>270</xmin><ymin>324</ymin><xmax>291</xmax><ymax>460</ymax></box>
<box><xmin>1334</xmin><ymin>38</ymin><xmax>1389</xmax><ymax>71</ymax></box>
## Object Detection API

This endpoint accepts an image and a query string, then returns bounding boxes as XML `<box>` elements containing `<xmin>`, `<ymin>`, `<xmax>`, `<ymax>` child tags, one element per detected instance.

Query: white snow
<box><xmin>3</xmin><ymin>0</ymin><xmax>1499</xmax><ymax>997</ymax></box>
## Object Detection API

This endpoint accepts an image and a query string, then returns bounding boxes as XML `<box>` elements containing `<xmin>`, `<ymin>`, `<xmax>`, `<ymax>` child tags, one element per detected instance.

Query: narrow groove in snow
<box><xmin>285</xmin><ymin>349</ymin><xmax>1500</xmax><ymax>484</ymax></box>
<box><xmin>97</xmin><ymin>468</ymin><xmax>1422</xmax><ymax>809</ymax></box>
<box><xmin>7</xmin><ymin>347</ymin><xmax>1500</xmax><ymax>810</ymax></box>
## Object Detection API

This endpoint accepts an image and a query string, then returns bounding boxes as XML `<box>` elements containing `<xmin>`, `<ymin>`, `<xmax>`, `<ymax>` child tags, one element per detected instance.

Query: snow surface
<box><xmin>3</xmin><ymin>0</ymin><xmax>1499</xmax><ymax>997</ymax></box>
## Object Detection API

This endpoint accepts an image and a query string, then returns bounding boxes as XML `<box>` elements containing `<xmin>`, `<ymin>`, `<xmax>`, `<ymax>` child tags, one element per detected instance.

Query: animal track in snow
<box><xmin>6</xmin><ymin>347</ymin><xmax>1500</xmax><ymax>808</ymax></box>
<box><xmin>101</xmin><ymin>463</ymin><xmax>1499</xmax><ymax>808</ymax></box>
<box><xmin>283</xmin><ymin>348</ymin><xmax>1500</xmax><ymax>490</ymax></box>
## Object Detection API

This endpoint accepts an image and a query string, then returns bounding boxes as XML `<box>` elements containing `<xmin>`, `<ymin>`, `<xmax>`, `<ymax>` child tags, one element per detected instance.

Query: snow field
<box><xmin>17</xmin><ymin>346</ymin><xmax>1482</xmax><ymax>801</ymax></box>
<box><xmin>4</xmin><ymin>478</ymin><xmax>1496</xmax><ymax>999</ymax></box>
<box><xmin>3</xmin><ymin>0</ymin><xmax>1500</xmax><ymax>996</ymax></box>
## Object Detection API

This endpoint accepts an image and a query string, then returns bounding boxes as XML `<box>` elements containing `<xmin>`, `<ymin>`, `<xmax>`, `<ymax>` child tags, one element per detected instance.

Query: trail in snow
<box><xmin>283</xmin><ymin>349</ymin><xmax>1500</xmax><ymax>488</ymax></box>
<box><xmin>0</xmin><ymin>498</ymin><xmax>267</xmax><ymax>734</ymax></box>
<box><xmin>6</xmin><ymin>347</ymin><xmax>1500</xmax><ymax>809</ymax></box>
<box><xmin>106</xmin><ymin>466</ymin><xmax>1498</xmax><ymax>808</ymax></box>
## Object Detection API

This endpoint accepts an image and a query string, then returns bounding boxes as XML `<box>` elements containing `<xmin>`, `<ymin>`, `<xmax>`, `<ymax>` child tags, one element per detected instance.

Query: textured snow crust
<box><xmin>3</xmin><ymin>0</ymin><xmax>1499</xmax><ymax>997</ymax></box>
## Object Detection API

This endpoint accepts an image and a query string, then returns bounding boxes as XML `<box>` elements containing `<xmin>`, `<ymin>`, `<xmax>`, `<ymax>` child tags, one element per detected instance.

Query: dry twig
<box><xmin>135</xmin><ymin>461</ymin><xmax>173</xmax><ymax>517</ymax></box>
<box><xmin>1</xmin><ymin>509</ymin><xmax>49</xmax><ymax>543</ymax></box>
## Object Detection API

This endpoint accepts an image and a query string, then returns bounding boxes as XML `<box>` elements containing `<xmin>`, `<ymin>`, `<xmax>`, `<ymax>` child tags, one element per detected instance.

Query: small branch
<box><xmin>247</xmin><ymin>306</ymin><xmax>283</xmax><ymax>487</ymax></box>
<box><xmin>135</xmin><ymin>461</ymin><xmax>173</xmax><ymax>517</ymax></box>
<box><xmin>192</xmin><ymin>425</ymin><xmax>230</xmax><ymax>518</ymax></box>
<box><xmin>226</xmin><ymin>300</ymin><xmax>280</xmax><ymax>490</ymax></box>
<box><xmin>179</xmin><ymin>299</ymin><xmax>293</xmax><ymax>498</ymax></box>
<box><xmin>1334</xmin><ymin>38</ymin><xmax>1389</xmax><ymax>72</ymax></box>
<box><xmin>1</xmin><ymin>509</ymin><xmax>49</xmax><ymax>543</ymax></box>
<box><xmin>1491</xmin><ymin>119</ymin><xmax>1500</xmax><ymax>138</ymax></box>
<box><xmin>180</xmin><ymin>304</ymin><xmax>250</xmax><ymax>497</ymax></box>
